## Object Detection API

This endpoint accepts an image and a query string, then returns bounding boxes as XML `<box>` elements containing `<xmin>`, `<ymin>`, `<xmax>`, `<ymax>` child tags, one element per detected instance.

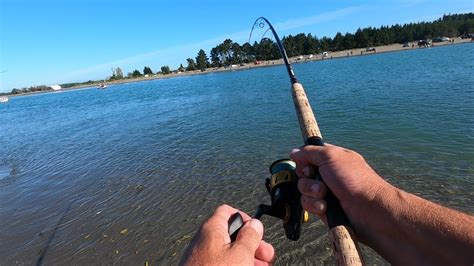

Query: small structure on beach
<box><xmin>50</xmin><ymin>85</ymin><xmax>61</xmax><ymax>91</ymax></box>
<box><xmin>418</xmin><ymin>40</ymin><xmax>432</xmax><ymax>47</ymax></box>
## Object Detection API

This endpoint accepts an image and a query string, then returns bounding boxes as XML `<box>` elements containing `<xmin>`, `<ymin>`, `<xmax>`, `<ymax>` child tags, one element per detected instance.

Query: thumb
<box><xmin>232</xmin><ymin>219</ymin><xmax>264</xmax><ymax>254</ymax></box>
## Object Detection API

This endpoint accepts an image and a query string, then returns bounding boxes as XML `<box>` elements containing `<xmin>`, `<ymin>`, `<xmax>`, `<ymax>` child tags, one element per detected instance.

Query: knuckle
<box><xmin>298</xmin><ymin>178</ymin><xmax>315</xmax><ymax>195</ymax></box>
<box><xmin>353</xmin><ymin>151</ymin><xmax>365</xmax><ymax>161</ymax></box>
<box><xmin>323</xmin><ymin>146</ymin><xmax>340</xmax><ymax>160</ymax></box>
<box><xmin>201</xmin><ymin>220</ymin><xmax>214</xmax><ymax>232</ymax></box>
<box><xmin>217</xmin><ymin>204</ymin><xmax>230</xmax><ymax>210</ymax></box>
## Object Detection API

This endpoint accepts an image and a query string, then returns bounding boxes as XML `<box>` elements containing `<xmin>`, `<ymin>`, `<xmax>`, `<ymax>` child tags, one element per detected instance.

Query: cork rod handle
<box><xmin>291</xmin><ymin>82</ymin><xmax>363</xmax><ymax>266</ymax></box>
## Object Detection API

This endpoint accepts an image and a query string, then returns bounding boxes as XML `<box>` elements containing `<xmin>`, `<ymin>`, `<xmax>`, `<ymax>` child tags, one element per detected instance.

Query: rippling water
<box><xmin>1</xmin><ymin>43</ymin><xmax>473</xmax><ymax>265</ymax></box>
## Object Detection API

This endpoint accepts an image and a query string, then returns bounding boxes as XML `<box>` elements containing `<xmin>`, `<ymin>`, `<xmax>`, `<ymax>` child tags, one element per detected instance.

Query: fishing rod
<box><xmin>229</xmin><ymin>17</ymin><xmax>363</xmax><ymax>265</ymax></box>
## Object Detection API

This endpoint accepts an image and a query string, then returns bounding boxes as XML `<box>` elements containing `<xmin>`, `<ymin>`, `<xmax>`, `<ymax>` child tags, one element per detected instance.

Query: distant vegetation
<box><xmin>161</xmin><ymin>66</ymin><xmax>171</xmax><ymax>75</ymax></box>
<box><xmin>208</xmin><ymin>13</ymin><xmax>474</xmax><ymax>65</ymax></box>
<box><xmin>6</xmin><ymin>13</ymin><xmax>473</xmax><ymax>96</ymax></box>
<box><xmin>9</xmin><ymin>85</ymin><xmax>51</xmax><ymax>95</ymax></box>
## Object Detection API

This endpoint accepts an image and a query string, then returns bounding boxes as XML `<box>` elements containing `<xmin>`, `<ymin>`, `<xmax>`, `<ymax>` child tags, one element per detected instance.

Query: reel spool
<box><xmin>255</xmin><ymin>159</ymin><xmax>308</xmax><ymax>241</ymax></box>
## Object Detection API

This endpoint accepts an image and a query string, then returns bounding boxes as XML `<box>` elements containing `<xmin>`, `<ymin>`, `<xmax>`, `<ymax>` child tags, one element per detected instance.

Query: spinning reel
<box><xmin>229</xmin><ymin>159</ymin><xmax>308</xmax><ymax>241</ymax></box>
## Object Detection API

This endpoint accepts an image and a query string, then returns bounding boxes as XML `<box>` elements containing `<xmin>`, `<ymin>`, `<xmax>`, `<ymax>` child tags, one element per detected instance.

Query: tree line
<box><xmin>6</xmin><ymin>13</ymin><xmax>473</xmax><ymax>95</ymax></box>
<box><xmin>115</xmin><ymin>12</ymin><xmax>474</xmax><ymax>73</ymax></box>
<box><xmin>207</xmin><ymin>13</ymin><xmax>473</xmax><ymax>65</ymax></box>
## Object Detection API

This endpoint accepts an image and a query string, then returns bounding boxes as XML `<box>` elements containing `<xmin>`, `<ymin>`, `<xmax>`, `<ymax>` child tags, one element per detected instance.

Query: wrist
<box><xmin>351</xmin><ymin>181</ymin><xmax>412</xmax><ymax>262</ymax></box>
<box><xmin>348</xmin><ymin>179</ymin><xmax>399</xmax><ymax>243</ymax></box>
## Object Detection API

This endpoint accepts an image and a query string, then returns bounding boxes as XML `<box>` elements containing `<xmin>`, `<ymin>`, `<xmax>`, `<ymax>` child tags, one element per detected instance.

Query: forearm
<box><xmin>362</xmin><ymin>183</ymin><xmax>474</xmax><ymax>265</ymax></box>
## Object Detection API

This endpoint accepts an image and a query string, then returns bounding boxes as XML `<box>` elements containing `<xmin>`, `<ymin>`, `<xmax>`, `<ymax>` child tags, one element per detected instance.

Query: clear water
<box><xmin>0</xmin><ymin>43</ymin><xmax>473</xmax><ymax>265</ymax></box>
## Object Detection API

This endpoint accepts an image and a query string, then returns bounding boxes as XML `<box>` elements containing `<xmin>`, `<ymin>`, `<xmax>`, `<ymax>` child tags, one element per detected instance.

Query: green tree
<box><xmin>231</xmin><ymin>43</ymin><xmax>242</xmax><ymax>64</ymax></box>
<box><xmin>210</xmin><ymin>47</ymin><xmax>221</xmax><ymax>67</ymax></box>
<box><xmin>178</xmin><ymin>64</ymin><xmax>185</xmax><ymax>72</ymax></box>
<box><xmin>293</xmin><ymin>33</ymin><xmax>306</xmax><ymax>55</ymax></box>
<box><xmin>332</xmin><ymin>32</ymin><xmax>344</xmax><ymax>51</ymax></box>
<box><xmin>131</xmin><ymin>69</ymin><xmax>142</xmax><ymax>78</ymax></box>
<box><xmin>195</xmin><ymin>49</ymin><xmax>209</xmax><ymax>71</ymax></box>
<box><xmin>115</xmin><ymin>67</ymin><xmax>124</xmax><ymax>79</ymax></box>
<box><xmin>161</xmin><ymin>66</ymin><xmax>171</xmax><ymax>74</ymax></box>
<box><xmin>241</xmin><ymin>42</ymin><xmax>255</xmax><ymax>63</ymax></box>
<box><xmin>186</xmin><ymin>58</ymin><xmax>197</xmax><ymax>71</ymax></box>
<box><xmin>283</xmin><ymin>35</ymin><xmax>296</xmax><ymax>57</ymax></box>
<box><xmin>109</xmin><ymin>68</ymin><xmax>117</xmax><ymax>80</ymax></box>
<box><xmin>110</xmin><ymin>67</ymin><xmax>123</xmax><ymax>80</ymax></box>
<box><xmin>143</xmin><ymin>66</ymin><xmax>153</xmax><ymax>75</ymax></box>
<box><xmin>11</xmin><ymin>88</ymin><xmax>22</xmax><ymax>94</ymax></box>
<box><xmin>343</xmin><ymin>33</ymin><xmax>355</xmax><ymax>50</ymax></box>
<box><xmin>255</xmin><ymin>38</ymin><xmax>279</xmax><ymax>60</ymax></box>
<box><xmin>320</xmin><ymin>36</ymin><xmax>332</xmax><ymax>51</ymax></box>
<box><xmin>221</xmin><ymin>39</ymin><xmax>233</xmax><ymax>65</ymax></box>
<box><xmin>303</xmin><ymin>34</ymin><xmax>320</xmax><ymax>54</ymax></box>
<box><xmin>354</xmin><ymin>28</ymin><xmax>369</xmax><ymax>48</ymax></box>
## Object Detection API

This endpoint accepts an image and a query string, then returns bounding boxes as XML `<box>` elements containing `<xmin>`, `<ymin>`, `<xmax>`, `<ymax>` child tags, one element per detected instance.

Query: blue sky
<box><xmin>0</xmin><ymin>0</ymin><xmax>472</xmax><ymax>92</ymax></box>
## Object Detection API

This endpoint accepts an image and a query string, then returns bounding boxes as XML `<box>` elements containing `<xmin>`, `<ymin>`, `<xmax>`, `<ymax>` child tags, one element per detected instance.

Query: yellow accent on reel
<box><xmin>270</xmin><ymin>169</ymin><xmax>296</xmax><ymax>190</ymax></box>
<box><xmin>304</xmin><ymin>211</ymin><xmax>309</xmax><ymax>223</ymax></box>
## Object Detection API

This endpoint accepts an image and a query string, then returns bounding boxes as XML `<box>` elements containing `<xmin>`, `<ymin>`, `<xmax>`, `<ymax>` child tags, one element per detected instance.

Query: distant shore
<box><xmin>7</xmin><ymin>38</ymin><xmax>472</xmax><ymax>98</ymax></box>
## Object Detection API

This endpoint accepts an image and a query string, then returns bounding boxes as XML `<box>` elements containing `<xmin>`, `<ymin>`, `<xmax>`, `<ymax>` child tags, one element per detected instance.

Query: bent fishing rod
<box><xmin>229</xmin><ymin>17</ymin><xmax>363</xmax><ymax>265</ymax></box>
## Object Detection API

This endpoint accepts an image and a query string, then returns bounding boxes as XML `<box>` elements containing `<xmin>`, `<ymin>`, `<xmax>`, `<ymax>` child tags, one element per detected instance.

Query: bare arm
<box><xmin>367</xmin><ymin>184</ymin><xmax>474</xmax><ymax>265</ymax></box>
<box><xmin>291</xmin><ymin>145</ymin><xmax>474</xmax><ymax>265</ymax></box>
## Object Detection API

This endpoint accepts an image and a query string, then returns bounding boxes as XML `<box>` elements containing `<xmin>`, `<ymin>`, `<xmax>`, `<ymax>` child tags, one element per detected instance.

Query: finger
<box><xmin>210</xmin><ymin>204</ymin><xmax>239</xmax><ymax>221</ymax></box>
<box><xmin>301</xmin><ymin>195</ymin><xmax>326</xmax><ymax>216</ymax></box>
<box><xmin>291</xmin><ymin>149</ymin><xmax>312</xmax><ymax>178</ymax></box>
<box><xmin>298</xmin><ymin>178</ymin><xmax>327</xmax><ymax>198</ymax></box>
<box><xmin>290</xmin><ymin>148</ymin><xmax>307</xmax><ymax>165</ymax></box>
<box><xmin>213</xmin><ymin>204</ymin><xmax>252</xmax><ymax>221</ymax></box>
<box><xmin>255</xmin><ymin>240</ymin><xmax>275</xmax><ymax>263</ymax></box>
<box><xmin>302</xmin><ymin>165</ymin><xmax>316</xmax><ymax>178</ymax></box>
<box><xmin>291</xmin><ymin>143</ymin><xmax>339</xmax><ymax>165</ymax></box>
<box><xmin>203</xmin><ymin>204</ymin><xmax>253</xmax><ymax>244</ymax></box>
<box><xmin>232</xmin><ymin>219</ymin><xmax>263</xmax><ymax>255</ymax></box>
<box><xmin>300</xmin><ymin>145</ymin><xmax>332</xmax><ymax>167</ymax></box>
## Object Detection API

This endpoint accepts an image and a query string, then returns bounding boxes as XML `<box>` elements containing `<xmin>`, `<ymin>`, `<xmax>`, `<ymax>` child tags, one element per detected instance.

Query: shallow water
<box><xmin>0</xmin><ymin>43</ymin><xmax>473</xmax><ymax>265</ymax></box>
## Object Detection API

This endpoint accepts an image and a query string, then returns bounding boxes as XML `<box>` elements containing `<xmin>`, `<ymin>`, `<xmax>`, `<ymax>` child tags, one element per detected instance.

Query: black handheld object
<box><xmin>228</xmin><ymin>159</ymin><xmax>304</xmax><ymax>242</ymax></box>
<box><xmin>228</xmin><ymin>213</ymin><xmax>244</xmax><ymax>242</ymax></box>
<box><xmin>306</xmin><ymin>138</ymin><xmax>351</xmax><ymax>228</ymax></box>
<box><xmin>260</xmin><ymin>159</ymin><xmax>303</xmax><ymax>240</ymax></box>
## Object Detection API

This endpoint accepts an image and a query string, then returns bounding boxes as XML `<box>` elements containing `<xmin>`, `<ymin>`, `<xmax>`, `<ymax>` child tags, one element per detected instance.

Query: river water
<box><xmin>1</xmin><ymin>43</ymin><xmax>473</xmax><ymax>265</ymax></box>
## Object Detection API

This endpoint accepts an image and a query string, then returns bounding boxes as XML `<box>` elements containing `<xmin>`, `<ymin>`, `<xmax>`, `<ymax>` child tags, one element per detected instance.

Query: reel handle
<box><xmin>228</xmin><ymin>213</ymin><xmax>244</xmax><ymax>242</ymax></box>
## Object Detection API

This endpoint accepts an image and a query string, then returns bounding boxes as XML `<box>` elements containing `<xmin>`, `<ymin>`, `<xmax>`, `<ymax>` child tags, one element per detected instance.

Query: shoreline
<box><xmin>6</xmin><ymin>39</ymin><xmax>472</xmax><ymax>98</ymax></box>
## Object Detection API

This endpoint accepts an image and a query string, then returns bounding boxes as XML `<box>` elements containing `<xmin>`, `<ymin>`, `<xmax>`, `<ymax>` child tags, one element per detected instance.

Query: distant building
<box><xmin>50</xmin><ymin>85</ymin><xmax>61</xmax><ymax>91</ymax></box>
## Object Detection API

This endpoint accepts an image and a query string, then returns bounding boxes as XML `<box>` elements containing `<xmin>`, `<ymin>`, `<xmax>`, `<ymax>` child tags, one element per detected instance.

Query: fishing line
<box><xmin>232</xmin><ymin>17</ymin><xmax>364</xmax><ymax>264</ymax></box>
<box><xmin>248</xmin><ymin>18</ymin><xmax>282</xmax><ymax>166</ymax></box>
<box><xmin>249</xmin><ymin>17</ymin><xmax>298</xmax><ymax>84</ymax></box>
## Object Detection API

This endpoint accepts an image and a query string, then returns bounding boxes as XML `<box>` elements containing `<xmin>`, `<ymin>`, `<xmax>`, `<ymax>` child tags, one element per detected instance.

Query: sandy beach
<box><xmin>7</xmin><ymin>38</ymin><xmax>472</xmax><ymax>98</ymax></box>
